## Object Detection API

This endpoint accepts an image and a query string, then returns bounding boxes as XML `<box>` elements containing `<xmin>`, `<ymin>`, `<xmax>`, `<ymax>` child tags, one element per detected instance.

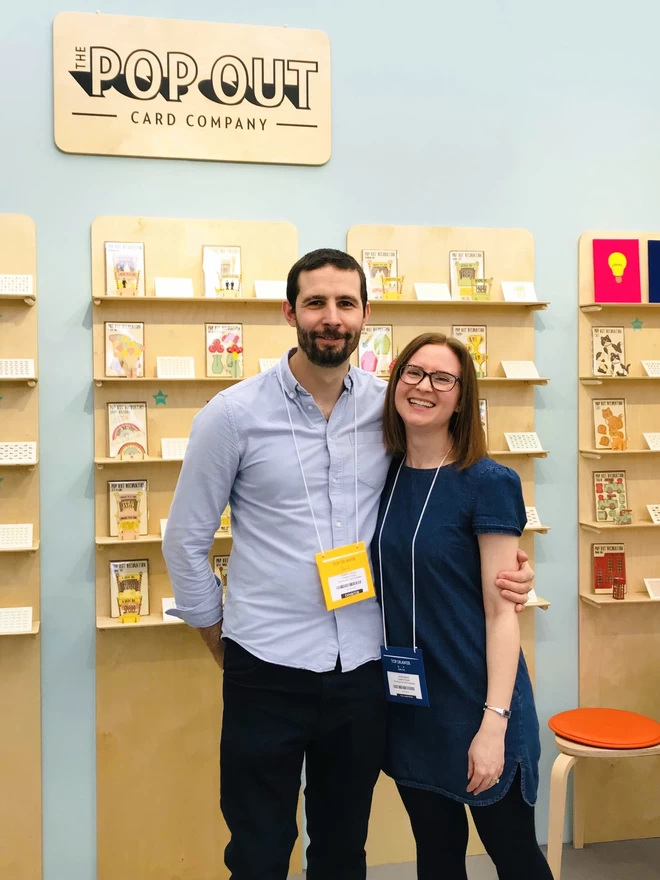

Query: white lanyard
<box><xmin>278</xmin><ymin>366</ymin><xmax>359</xmax><ymax>557</ymax></box>
<box><xmin>377</xmin><ymin>449</ymin><xmax>451</xmax><ymax>651</ymax></box>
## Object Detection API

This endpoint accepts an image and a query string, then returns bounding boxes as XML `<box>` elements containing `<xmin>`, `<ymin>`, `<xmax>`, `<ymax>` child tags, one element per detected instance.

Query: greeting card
<box><xmin>593</xmin><ymin>239</ymin><xmax>641</xmax><ymax>303</ymax></box>
<box><xmin>105</xmin><ymin>322</ymin><xmax>145</xmax><ymax>378</ymax></box>
<box><xmin>206</xmin><ymin>324</ymin><xmax>244</xmax><ymax>378</ymax></box>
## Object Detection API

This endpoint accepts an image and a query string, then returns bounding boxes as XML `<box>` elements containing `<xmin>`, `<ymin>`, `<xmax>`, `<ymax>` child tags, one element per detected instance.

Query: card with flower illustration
<box><xmin>362</xmin><ymin>250</ymin><xmax>398</xmax><ymax>300</ymax></box>
<box><xmin>104</xmin><ymin>242</ymin><xmax>145</xmax><ymax>297</ymax></box>
<box><xmin>104</xmin><ymin>322</ymin><xmax>144</xmax><ymax>378</ymax></box>
<box><xmin>358</xmin><ymin>326</ymin><xmax>393</xmax><ymax>376</ymax></box>
<box><xmin>202</xmin><ymin>246</ymin><xmax>242</xmax><ymax>297</ymax></box>
<box><xmin>205</xmin><ymin>324</ymin><xmax>243</xmax><ymax>378</ymax></box>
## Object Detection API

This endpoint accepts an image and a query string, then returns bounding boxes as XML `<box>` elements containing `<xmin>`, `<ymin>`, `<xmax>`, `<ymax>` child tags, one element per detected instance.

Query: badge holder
<box><xmin>316</xmin><ymin>542</ymin><xmax>376</xmax><ymax>611</ymax></box>
<box><xmin>381</xmin><ymin>645</ymin><xmax>430</xmax><ymax>706</ymax></box>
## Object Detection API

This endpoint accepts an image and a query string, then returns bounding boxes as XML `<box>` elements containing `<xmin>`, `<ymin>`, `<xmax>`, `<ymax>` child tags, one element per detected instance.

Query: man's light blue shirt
<box><xmin>162</xmin><ymin>349</ymin><xmax>391</xmax><ymax>672</ymax></box>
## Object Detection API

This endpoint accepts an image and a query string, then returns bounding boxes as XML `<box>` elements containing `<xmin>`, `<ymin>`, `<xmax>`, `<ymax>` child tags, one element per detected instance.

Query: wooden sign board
<box><xmin>53</xmin><ymin>12</ymin><xmax>331</xmax><ymax>166</ymax></box>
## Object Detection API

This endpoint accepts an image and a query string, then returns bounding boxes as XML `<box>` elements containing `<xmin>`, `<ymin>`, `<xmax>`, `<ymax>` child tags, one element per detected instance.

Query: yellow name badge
<box><xmin>315</xmin><ymin>541</ymin><xmax>376</xmax><ymax>611</ymax></box>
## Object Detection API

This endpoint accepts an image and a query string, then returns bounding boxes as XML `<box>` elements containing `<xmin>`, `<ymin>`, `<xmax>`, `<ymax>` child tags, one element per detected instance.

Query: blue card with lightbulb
<box><xmin>381</xmin><ymin>645</ymin><xmax>430</xmax><ymax>706</ymax></box>
<box><xmin>648</xmin><ymin>240</ymin><xmax>660</xmax><ymax>304</ymax></box>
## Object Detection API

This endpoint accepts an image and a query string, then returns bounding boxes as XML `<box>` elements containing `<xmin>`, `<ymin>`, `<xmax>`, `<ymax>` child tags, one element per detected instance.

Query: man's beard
<box><xmin>296</xmin><ymin>325</ymin><xmax>361</xmax><ymax>367</ymax></box>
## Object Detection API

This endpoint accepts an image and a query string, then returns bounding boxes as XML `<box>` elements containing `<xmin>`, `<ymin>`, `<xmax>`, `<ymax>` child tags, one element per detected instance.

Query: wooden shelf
<box><xmin>527</xmin><ymin>596</ymin><xmax>551</xmax><ymax>610</ymax></box>
<box><xmin>0</xmin><ymin>293</ymin><xmax>35</xmax><ymax>306</ymax></box>
<box><xmin>479</xmin><ymin>377</ymin><xmax>549</xmax><ymax>386</ymax></box>
<box><xmin>580</xmin><ymin>302</ymin><xmax>660</xmax><ymax>312</ymax></box>
<box><xmin>0</xmin><ymin>460</ymin><xmax>38</xmax><ymax>469</ymax></box>
<box><xmin>524</xmin><ymin>524</ymin><xmax>551</xmax><ymax>534</ymax></box>
<box><xmin>94</xmin><ymin>376</ymin><xmax>240</xmax><ymax>386</ymax></box>
<box><xmin>95</xmin><ymin>456</ymin><xmax>182</xmax><ymax>467</ymax></box>
<box><xmin>490</xmin><ymin>450</ymin><xmax>549</xmax><ymax>459</ymax></box>
<box><xmin>96</xmin><ymin>614</ymin><xmax>183</xmax><ymax>630</ymax></box>
<box><xmin>93</xmin><ymin>294</ymin><xmax>548</xmax><ymax>311</ymax></box>
<box><xmin>580</xmin><ymin>448</ymin><xmax>660</xmax><ymax>459</ymax></box>
<box><xmin>95</xmin><ymin>531</ymin><xmax>232</xmax><ymax>546</ymax></box>
<box><xmin>580</xmin><ymin>593</ymin><xmax>660</xmax><ymax>608</ymax></box>
<box><xmin>579</xmin><ymin>520</ymin><xmax>659</xmax><ymax>534</ymax></box>
<box><xmin>0</xmin><ymin>377</ymin><xmax>37</xmax><ymax>386</ymax></box>
<box><xmin>0</xmin><ymin>542</ymin><xmax>39</xmax><ymax>554</ymax></box>
<box><xmin>0</xmin><ymin>622</ymin><xmax>40</xmax><ymax>636</ymax></box>
<box><xmin>580</xmin><ymin>376</ymin><xmax>660</xmax><ymax>385</ymax></box>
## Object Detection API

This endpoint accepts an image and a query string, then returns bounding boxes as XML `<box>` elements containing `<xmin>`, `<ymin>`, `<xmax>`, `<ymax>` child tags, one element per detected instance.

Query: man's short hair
<box><xmin>286</xmin><ymin>248</ymin><xmax>368</xmax><ymax>311</ymax></box>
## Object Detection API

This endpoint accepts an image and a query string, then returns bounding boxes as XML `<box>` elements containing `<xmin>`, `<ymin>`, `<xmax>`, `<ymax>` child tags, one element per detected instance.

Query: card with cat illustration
<box><xmin>591</xmin><ymin>327</ymin><xmax>629</xmax><ymax>377</ymax></box>
<box><xmin>593</xmin><ymin>399</ymin><xmax>628</xmax><ymax>451</ymax></box>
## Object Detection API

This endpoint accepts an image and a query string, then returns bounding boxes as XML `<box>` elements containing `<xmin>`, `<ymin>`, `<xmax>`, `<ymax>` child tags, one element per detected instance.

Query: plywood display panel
<box><xmin>348</xmin><ymin>225</ymin><xmax>547</xmax><ymax>864</ymax></box>
<box><xmin>92</xmin><ymin>216</ymin><xmax>301</xmax><ymax>880</ymax></box>
<box><xmin>577</xmin><ymin>231</ymin><xmax>660</xmax><ymax>844</ymax></box>
<box><xmin>0</xmin><ymin>214</ymin><xmax>41</xmax><ymax>880</ymax></box>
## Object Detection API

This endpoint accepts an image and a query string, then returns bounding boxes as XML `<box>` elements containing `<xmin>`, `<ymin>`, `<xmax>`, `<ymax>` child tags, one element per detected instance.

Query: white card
<box><xmin>525</xmin><ymin>506</ymin><xmax>541</xmax><ymax>528</ymax></box>
<box><xmin>154</xmin><ymin>277</ymin><xmax>194</xmax><ymax>298</ymax></box>
<box><xmin>643</xmin><ymin>433</ymin><xmax>660</xmax><ymax>451</ymax></box>
<box><xmin>501</xmin><ymin>361</ymin><xmax>540</xmax><ymax>379</ymax></box>
<box><xmin>413</xmin><ymin>282</ymin><xmax>451</xmax><ymax>301</ymax></box>
<box><xmin>160</xmin><ymin>518</ymin><xmax>168</xmax><ymax>536</ymax></box>
<box><xmin>504</xmin><ymin>432</ymin><xmax>543</xmax><ymax>452</ymax></box>
<box><xmin>0</xmin><ymin>359</ymin><xmax>35</xmax><ymax>379</ymax></box>
<box><xmin>259</xmin><ymin>358</ymin><xmax>279</xmax><ymax>372</ymax></box>
<box><xmin>156</xmin><ymin>356</ymin><xmax>195</xmax><ymax>379</ymax></box>
<box><xmin>161</xmin><ymin>597</ymin><xmax>184</xmax><ymax>623</ymax></box>
<box><xmin>161</xmin><ymin>438</ymin><xmax>189</xmax><ymax>460</ymax></box>
<box><xmin>387</xmin><ymin>670</ymin><xmax>422</xmax><ymax>700</ymax></box>
<box><xmin>641</xmin><ymin>360</ymin><xmax>660</xmax><ymax>377</ymax></box>
<box><xmin>643</xmin><ymin>578</ymin><xmax>660</xmax><ymax>600</ymax></box>
<box><xmin>0</xmin><ymin>606</ymin><xmax>33</xmax><ymax>634</ymax></box>
<box><xmin>647</xmin><ymin>505</ymin><xmax>660</xmax><ymax>525</ymax></box>
<box><xmin>501</xmin><ymin>281</ymin><xmax>537</xmax><ymax>302</ymax></box>
<box><xmin>0</xmin><ymin>524</ymin><xmax>33</xmax><ymax>550</ymax></box>
<box><xmin>0</xmin><ymin>442</ymin><xmax>37</xmax><ymax>464</ymax></box>
<box><xmin>0</xmin><ymin>274</ymin><xmax>33</xmax><ymax>297</ymax></box>
<box><xmin>255</xmin><ymin>280</ymin><xmax>286</xmax><ymax>300</ymax></box>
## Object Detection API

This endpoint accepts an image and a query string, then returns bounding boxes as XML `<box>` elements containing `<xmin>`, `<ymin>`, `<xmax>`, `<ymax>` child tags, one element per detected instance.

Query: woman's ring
<box><xmin>494</xmin><ymin>777</ymin><xmax>500</xmax><ymax>785</ymax></box>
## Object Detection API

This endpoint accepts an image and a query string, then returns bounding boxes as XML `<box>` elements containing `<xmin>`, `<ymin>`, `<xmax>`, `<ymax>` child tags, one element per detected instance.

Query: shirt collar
<box><xmin>278</xmin><ymin>348</ymin><xmax>356</xmax><ymax>398</ymax></box>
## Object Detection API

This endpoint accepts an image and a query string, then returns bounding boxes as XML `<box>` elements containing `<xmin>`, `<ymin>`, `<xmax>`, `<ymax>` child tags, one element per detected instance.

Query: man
<box><xmin>162</xmin><ymin>248</ymin><xmax>534</xmax><ymax>880</ymax></box>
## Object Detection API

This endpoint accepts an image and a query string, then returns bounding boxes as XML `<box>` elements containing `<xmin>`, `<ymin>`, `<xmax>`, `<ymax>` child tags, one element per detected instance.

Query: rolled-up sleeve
<box><xmin>162</xmin><ymin>394</ymin><xmax>241</xmax><ymax>627</ymax></box>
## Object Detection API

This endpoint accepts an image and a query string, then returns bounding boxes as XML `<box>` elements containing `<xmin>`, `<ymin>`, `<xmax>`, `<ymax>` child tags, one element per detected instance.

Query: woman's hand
<box><xmin>495</xmin><ymin>548</ymin><xmax>534</xmax><ymax>613</ymax></box>
<box><xmin>466</xmin><ymin>721</ymin><xmax>506</xmax><ymax>796</ymax></box>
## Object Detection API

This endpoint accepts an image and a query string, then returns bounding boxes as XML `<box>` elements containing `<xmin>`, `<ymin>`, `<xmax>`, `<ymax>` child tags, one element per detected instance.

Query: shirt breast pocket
<box><xmin>349</xmin><ymin>431</ymin><xmax>390</xmax><ymax>490</ymax></box>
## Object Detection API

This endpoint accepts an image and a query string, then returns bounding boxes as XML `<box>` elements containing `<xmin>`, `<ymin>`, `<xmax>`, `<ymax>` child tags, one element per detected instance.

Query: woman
<box><xmin>372</xmin><ymin>332</ymin><xmax>552</xmax><ymax>880</ymax></box>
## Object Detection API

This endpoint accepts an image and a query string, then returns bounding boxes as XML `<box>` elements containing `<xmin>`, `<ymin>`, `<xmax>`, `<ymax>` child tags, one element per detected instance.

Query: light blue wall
<box><xmin>4</xmin><ymin>1</ymin><xmax>659</xmax><ymax>877</ymax></box>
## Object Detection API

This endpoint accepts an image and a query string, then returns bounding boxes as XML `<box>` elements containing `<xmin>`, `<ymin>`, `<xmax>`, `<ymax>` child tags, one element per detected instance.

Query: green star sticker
<box><xmin>631</xmin><ymin>317</ymin><xmax>644</xmax><ymax>330</ymax></box>
<box><xmin>153</xmin><ymin>390</ymin><xmax>168</xmax><ymax>406</ymax></box>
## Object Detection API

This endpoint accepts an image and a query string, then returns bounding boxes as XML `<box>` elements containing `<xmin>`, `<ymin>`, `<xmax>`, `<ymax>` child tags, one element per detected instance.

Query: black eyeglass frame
<box><xmin>398</xmin><ymin>363</ymin><xmax>462</xmax><ymax>393</ymax></box>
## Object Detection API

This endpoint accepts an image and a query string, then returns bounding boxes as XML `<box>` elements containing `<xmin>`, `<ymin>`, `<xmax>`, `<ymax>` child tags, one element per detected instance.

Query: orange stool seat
<box><xmin>548</xmin><ymin>707</ymin><xmax>660</xmax><ymax>750</ymax></box>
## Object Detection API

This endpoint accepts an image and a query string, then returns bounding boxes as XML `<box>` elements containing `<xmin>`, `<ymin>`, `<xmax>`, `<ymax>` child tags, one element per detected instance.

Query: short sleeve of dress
<box><xmin>472</xmin><ymin>464</ymin><xmax>527</xmax><ymax>537</ymax></box>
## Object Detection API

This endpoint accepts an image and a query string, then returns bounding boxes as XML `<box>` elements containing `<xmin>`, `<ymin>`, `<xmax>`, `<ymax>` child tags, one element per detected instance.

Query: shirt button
<box><xmin>332</xmin><ymin>478</ymin><xmax>337</xmax><ymax>484</ymax></box>
<box><xmin>288</xmin><ymin>391</ymin><xmax>295</xmax><ymax>399</ymax></box>
<box><xmin>307</xmin><ymin>404</ymin><xmax>313</xmax><ymax>410</ymax></box>
<box><xmin>336</xmin><ymin>521</ymin><xmax>341</xmax><ymax>527</ymax></box>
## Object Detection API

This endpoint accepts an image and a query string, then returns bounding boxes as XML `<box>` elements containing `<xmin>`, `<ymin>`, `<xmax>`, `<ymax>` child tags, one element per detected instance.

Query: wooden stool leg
<box><xmin>572</xmin><ymin>759</ymin><xmax>586</xmax><ymax>850</ymax></box>
<box><xmin>547</xmin><ymin>752</ymin><xmax>578</xmax><ymax>880</ymax></box>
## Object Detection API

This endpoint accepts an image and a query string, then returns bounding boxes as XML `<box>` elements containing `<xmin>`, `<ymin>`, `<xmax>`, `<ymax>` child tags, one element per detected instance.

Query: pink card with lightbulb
<box><xmin>593</xmin><ymin>239</ymin><xmax>641</xmax><ymax>303</ymax></box>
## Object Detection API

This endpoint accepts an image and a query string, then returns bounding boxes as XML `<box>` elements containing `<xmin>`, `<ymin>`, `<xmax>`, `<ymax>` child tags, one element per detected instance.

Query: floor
<box><xmin>291</xmin><ymin>838</ymin><xmax>660</xmax><ymax>879</ymax></box>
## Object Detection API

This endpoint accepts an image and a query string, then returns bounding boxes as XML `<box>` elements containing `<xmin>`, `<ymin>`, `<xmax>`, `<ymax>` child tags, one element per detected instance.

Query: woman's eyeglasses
<box><xmin>398</xmin><ymin>363</ymin><xmax>461</xmax><ymax>392</ymax></box>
